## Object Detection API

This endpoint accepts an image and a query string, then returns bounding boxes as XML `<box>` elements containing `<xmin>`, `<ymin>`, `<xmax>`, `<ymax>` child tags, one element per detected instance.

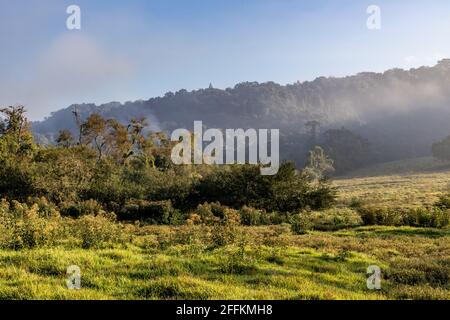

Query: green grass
<box><xmin>0</xmin><ymin>226</ymin><xmax>448</xmax><ymax>300</ymax></box>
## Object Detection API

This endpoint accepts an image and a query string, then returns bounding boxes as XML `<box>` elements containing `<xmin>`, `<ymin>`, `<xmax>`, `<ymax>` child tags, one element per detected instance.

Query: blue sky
<box><xmin>1</xmin><ymin>0</ymin><xmax>450</xmax><ymax>119</ymax></box>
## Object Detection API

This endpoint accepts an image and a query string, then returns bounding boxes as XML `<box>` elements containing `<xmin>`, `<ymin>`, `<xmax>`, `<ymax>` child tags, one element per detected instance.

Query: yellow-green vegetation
<box><xmin>335</xmin><ymin>170</ymin><xmax>450</xmax><ymax>208</ymax></box>
<box><xmin>0</xmin><ymin>225</ymin><xmax>448</xmax><ymax>300</ymax></box>
<box><xmin>0</xmin><ymin>197</ymin><xmax>447</xmax><ymax>300</ymax></box>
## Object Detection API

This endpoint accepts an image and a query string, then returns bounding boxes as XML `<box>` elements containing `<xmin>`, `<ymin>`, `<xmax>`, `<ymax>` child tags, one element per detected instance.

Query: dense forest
<box><xmin>33</xmin><ymin>60</ymin><xmax>450</xmax><ymax>174</ymax></box>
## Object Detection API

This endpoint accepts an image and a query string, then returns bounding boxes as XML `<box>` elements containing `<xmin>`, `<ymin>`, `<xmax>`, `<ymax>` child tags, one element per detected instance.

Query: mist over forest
<box><xmin>32</xmin><ymin>60</ymin><xmax>450</xmax><ymax>174</ymax></box>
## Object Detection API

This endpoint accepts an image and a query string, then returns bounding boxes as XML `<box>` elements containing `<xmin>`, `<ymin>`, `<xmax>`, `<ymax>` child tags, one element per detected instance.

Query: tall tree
<box><xmin>0</xmin><ymin>105</ymin><xmax>34</xmax><ymax>154</ymax></box>
<box><xmin>56</xmin><ymin>129</ymin><xmax>74</xmax><ymax>148</ymax></box>
<box><xmin>81</xmin><ymin>113</ymin><xmax>108</xmax><ymax>160</ymax></box>
<box><xmin>303</xmin><ymin>146</ymin><xmax>335</xmax><ymax>182</ymax></box>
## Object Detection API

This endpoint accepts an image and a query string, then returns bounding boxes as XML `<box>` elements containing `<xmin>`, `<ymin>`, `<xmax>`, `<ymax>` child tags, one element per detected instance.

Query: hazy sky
<box><xmin>2</xmin><ymin>0</ymin><xmax>450</xmax><ymax>120</ymax></box>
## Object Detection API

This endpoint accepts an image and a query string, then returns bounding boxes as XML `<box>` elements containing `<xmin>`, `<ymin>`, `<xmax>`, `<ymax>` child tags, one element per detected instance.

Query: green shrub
<box><xmin>0</xmin><ymin>199</ymin><xmax>134</xmax><ymax>250</ymax></box>
<box><xmin>239</xmin><ymin>206</ymin><xmax>263</xmax><ymax>226</ymax></box>
<box><xmin>357</xmin><ymin>205</ymin><xmax>450</xmax><ymax>228</ymax></box>
<box><xmin>222</xmin><ymin>207</ymin><xmax>241</xmax><ymax>226</ymax></box>
<box><xmin>435</xmin><ymin>193</ymin><xmax>450</xmax><ymax>210</ymax></box>
<box><xmin>74</xmin><ymin>214</ymin><xmax>126</xmax><ymax>249</ymax></box>
<box><xmin>0</xmin><ymin>202</ymin><xmax>62</xmax><ymax>249</ymax></box>
<box><xmin>290</xmin><ymin>213</ymin><xmax>313</xmax><ymax>235</ymax></box>
<box><xmin>60</xmin><ymin>199</ymin><xmax>104</xmax><ymax>218</ymax></box>
<box><xmin>194</xmin><ymin>202</ymin><xmax>240</xmax><ymax>226</ymax></box>
<box><xmin>306</xmin><ymin>185</ymin><xmax>337</xmax><ymax>210</ymax></box>
<box><xmin>308</xmin><ymin>208</ymin><xmax>363</xmax><ymax>231</ymax></box>
<box><xmin>290</xmin><ymin>208</ymin><xmax>362</xmax><ymax>234</ymax></box>
<box><xmin>261</xmin><ymin>211</ymin><xmax>292</xmax><ymax>225</ymax></box>
<box><xmin>413</xmin><ymin>207</ymin><xmax>449</xmax><ymax>228</ymax></box>
<box><xmin>211</xmin><ymin>225</ymin><xmax>238</xmax><ymax>247</ymax></box>
<box><xmin>357</xmin><ymin>206</ymin><xmax>399</xmax><ymax>226</ymax></box>
<box><xmin>119</xmin><ymin>199</ymin><xmax>183</xmax><ymax>224</ymax></box>
<box><xmin>220</xmin><ymin>246</ymin><xmax>257</xmax><ymax>274</ymax></box>
<box><xmin>193</xmin><ymin>163</ymin><xmax>336</xmax><ymax>213</ymax></box>
<box><xmin>194</xmin><ymin>203</ymin><xmax>218</xmax><ymax>225</ymax></box>
<box><xmin>26</xmin><ymin>197</ymin><xmax>60</xmax><ymax>218</ymax></box>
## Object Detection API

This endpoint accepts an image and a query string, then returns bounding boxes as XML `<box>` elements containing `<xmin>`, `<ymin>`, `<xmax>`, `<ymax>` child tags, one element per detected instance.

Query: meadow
<box><xmin>335</xmin><ymin>157</ymin><xmax>450</xmax><ymax>207</ymax></box>
<box><xmin>0</xmin><ymin>224</ymin><xmax>448</xmax><ymax>300</ymax></box>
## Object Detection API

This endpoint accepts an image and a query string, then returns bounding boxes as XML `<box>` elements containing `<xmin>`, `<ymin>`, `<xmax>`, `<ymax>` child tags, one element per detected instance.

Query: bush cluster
<box><xmin>356</xmin><ymin>205</ymin><xmax>450</xmax><ymax>228</ymax></box>
<box><xmin>119</xmin><ymin>199</ymin><xmax>183</xmax><ymax>224</ymax></box>
<box><xmin>0</xmin><ymin>199</ymin><xmax>130</xmax><ymax>249</ymax></box>
<box><xmin>290</xmin><ymin>208</ymin><xmax>362</xmax><ymax>234</ymax></box>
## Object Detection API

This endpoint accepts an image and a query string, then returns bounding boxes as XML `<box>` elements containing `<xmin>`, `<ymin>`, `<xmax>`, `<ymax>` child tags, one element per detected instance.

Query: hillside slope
<box><xmin>32</xmin><ymin>60</ymin><xmax>450</xmax><ymax>168</ymax></box>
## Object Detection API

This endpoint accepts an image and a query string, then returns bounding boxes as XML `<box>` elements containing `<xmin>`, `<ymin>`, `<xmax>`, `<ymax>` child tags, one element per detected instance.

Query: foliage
<box><xmin>0</xmin><ymin>201</ymin><xmax>61</xmax><ymax>249</ymax></box>
<box><xmin>356</xmin><ymin>205</ymin><xmax>450</xmax><ymax>228</ymax></box>
<box><xmin>56</xmin><ymin>129</ymin><xmax>74</xmax><ymax>148</ymax></box>
<box><xmin>435</xmin><ymin>193</ymin><xmax>450</xmax><ymax>210</ymax></box>
<box><xmin>303</xmin><ymin>146</ymin><xmax>334</xmax><ymax>182</ymax></box>
<box><xmin>290</xmin><ymin>208</ymin><xmax>362</xmax><ymax>234</ymax></box>
<box><xmin>191</xmin><ymin>202</ymin><xmax>242</xmax><ymax>226</ymax></box>
<box><xmin>0</xmin><ymin>199</ymin><xmax>130</xmax><ymax>250</ymax></box>
<box><xmin>73</xmin><ymin>214</ymin><xmax>127</xmax><ymax>249</ymax></box>
<box><xmin>60</xmin><ymin>199</ymin><xmax>104</xmax><ymax>218</ymax></box>
<box><xmin>33</xmin><ymin>146</ymin><xmax>97</xmax><ymax>203</ymax></box>
<box><xmin>239</xmin><ymin>206</ymin><xmax>263</xmax><ymax>226</ymax></box>
<box><xmin>0</xmin><ymin>106</ymin><xmax>34</xmax><ymax>153</ymax></box>
<box><xmin>306</xmin><ymin>208</ymin><xmax>363</xmax><ymax>231</ymax></box>
<box><xmin>290</xmin><ymin>213</ymin><xmax>314</xmax><ymax>235</ymax></box>
<box><xmin>0</xmin><ymin>107</ymin><xmax>337</xmax><ymax>222</ymax></box>
<box><xmin>194</xmin><ymin>162</ymin><xmax>335</xmax><ymax>213</ymax></box>
<box><xmin>119</xmin><ymin>199</ymin><xmax>183</xmax><ymax>225</ymax></box>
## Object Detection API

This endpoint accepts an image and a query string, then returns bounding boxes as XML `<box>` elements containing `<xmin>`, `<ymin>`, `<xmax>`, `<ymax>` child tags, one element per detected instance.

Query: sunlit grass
<box><xmin>335</xmin><ymin>170</ymin><xmax>450</xmax><ymax>207</ymax></box>
<box><xmin>0</xmin><ymin>226</ymin><xmax>448</xmax><ymax>300</ymax></box>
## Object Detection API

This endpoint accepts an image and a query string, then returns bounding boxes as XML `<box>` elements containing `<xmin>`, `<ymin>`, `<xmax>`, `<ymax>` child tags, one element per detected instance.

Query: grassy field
<box><xmin>335</xmin><ymin>160</ymin><xmax>450</xmax><ymax>208</ymax></box>
<box><xmin>0</xmin><ymin>225</ymin><xmax>448</xmax><ymax>300</ymax></box>
<box><xmin>1</xmin><ymin>159</ymin><xmax>449</xmax><ymax>300</ymax></box>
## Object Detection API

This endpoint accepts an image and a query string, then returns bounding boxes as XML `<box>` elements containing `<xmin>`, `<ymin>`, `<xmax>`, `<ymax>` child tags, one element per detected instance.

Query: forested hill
<box><xmin>32</xmin><ymin>60</ymin><xmax>450</xmax><ymax>172</ymax></box>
